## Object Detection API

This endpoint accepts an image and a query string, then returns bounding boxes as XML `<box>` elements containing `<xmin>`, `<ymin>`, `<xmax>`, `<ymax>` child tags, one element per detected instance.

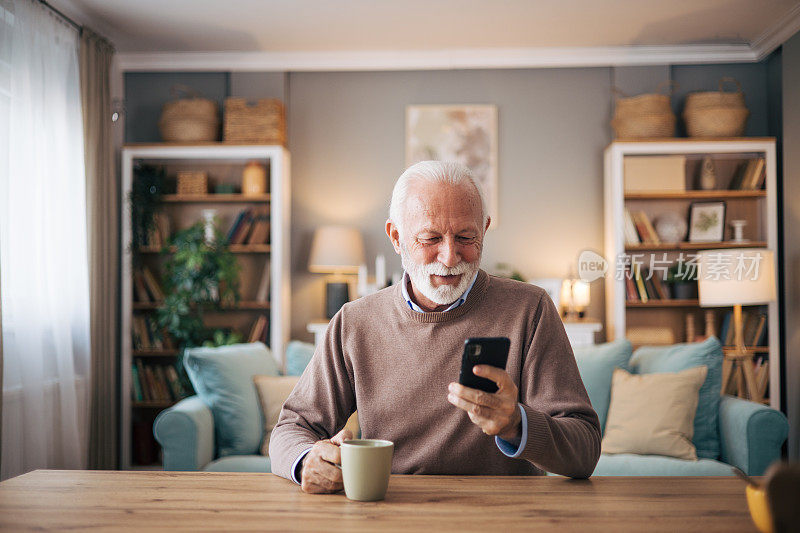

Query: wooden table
<box><xmin>0</xmin><ymin>470</ymin><xmax>756</xmax><ymax>532</ymax></box>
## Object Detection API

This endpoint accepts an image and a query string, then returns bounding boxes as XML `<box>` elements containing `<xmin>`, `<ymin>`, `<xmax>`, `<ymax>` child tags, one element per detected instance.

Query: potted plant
<box><xmin>157</xmin><ymin>220</ymin><xmax>242</xmax><ymax>352</ymax></box>
<box><xmin>666</xmin><ymin>260</ymin><xmax>698</xmax><ymax>299</ymax></box>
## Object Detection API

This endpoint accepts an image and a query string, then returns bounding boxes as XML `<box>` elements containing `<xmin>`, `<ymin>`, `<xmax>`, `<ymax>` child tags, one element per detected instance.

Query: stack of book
<box><xmin>624</xmin><ymin>209</ymin><xmax>660</xmax><ymax>245</ymax></box>
<box><xmin>729</xmin><ymin>158</ymin><xmax>766</xmax><ymax>190</ymax></box>
<box><xmin>718</xmin><ymin>308</ymin><xmax>768</xmax><ymax>347</ymax></box>
<box><xmin>624</xmin><ymin>264</ymin><xmax>671</xmax><ymax>303</ymax></box>
<box><xmin>131</xmin><ymin>361</ymin><xmax>190</xmax><ymax>403</ymax></box>
<box><xmin>131</xmin><ymin>315</ymin><xmax>174</xmax><ymax>351</ymax></box>
<box><xmin>133</xmin><ymin>266</ymin><xmax>164</xmax><ymax>302</ymax></box>
<box><xmin>227</xmin><ymin>208</ymin><xmax>270</xmax><ymax>245</ymax></box>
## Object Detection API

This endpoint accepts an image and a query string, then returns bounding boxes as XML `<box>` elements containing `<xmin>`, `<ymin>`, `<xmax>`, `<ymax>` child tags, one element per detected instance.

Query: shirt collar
<box><xmin>402</xmin><ymin>270</ymin><xmax>479</xmax><ymax>313</ymax></box>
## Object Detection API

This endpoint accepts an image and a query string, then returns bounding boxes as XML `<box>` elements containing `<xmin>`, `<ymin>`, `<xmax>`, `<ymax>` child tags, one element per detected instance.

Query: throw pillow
<box><xmin>253</xmin><ymin>375</ymin><xmax>360</xmax><ymax>456</ymax></box>
<box><xmin>285</xmin><ymin>340</ymin><xmax>315</xmax><ymax>376</ymax></box>
<box><xmin>572</xmin><ymin>339</ymin><xmax>633</xmax><ymax>434</ymax></box>
<box><xmin>184</xmin><ymin>342</ymin><xmax>280</xmax><ymax>457</ymax></box>
<box><xmin>602</xmin><ymin>366</ymin><xmax>708</xmax><ymax>460</ymax></box>
<box><xmin>630</xmin><ymin>336</ymin><xmax>723</xmax><ymax>460</ymax></box>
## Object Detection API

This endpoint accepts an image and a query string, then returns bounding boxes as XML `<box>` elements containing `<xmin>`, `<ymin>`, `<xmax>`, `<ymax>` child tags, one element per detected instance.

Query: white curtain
<box><xmin>0</xmin><ymin>0</ymin><xmax>91</xmax><ymax>480</ymax></box>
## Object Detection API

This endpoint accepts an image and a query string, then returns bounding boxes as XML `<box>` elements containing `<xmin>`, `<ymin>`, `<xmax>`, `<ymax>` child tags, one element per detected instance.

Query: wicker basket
<box><xmin>176</xmin><ymin>171</ymin><xmax>208</xmax><ymax>195</ymax></box>
<box><xmin>158</xmin><ymin>85</ymin><xmax>220</xmax><ymax>143</ymax></box>
<box><xmin>612</xmin><ymin>113</ymin><xmax>676</xmax><ymax>139</ymax></box>
<box><xmin>684</xmin><ymin>78</ymin><xmax>746</xmax><ymax>110</ymax></box>
<box><xmin>683</xmin><ymin>77</ymin><xmax>749</xmax><ymax>138</ymax></box>
<box><xmin>224</xmin><ymin>98</ymin><xmax>286</xmax><ymax>145</ymax></box>
<box><xmin>611</xmin><ymin>81</ymin><xmax>677</xmax><ymax>139</ymax></box>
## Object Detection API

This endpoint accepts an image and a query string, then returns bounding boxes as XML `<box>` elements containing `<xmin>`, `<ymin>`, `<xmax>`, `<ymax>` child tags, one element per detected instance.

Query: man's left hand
<box><xmin>447</xmin><ymin>365</ymin><xmax>522</xmax><ymax>443</ymax></box>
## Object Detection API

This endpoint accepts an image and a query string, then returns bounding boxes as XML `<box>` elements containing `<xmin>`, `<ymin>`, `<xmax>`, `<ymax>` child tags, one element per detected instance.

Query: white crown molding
<box><xmin>751</xmin><ymin>3</ymin><xmax>800</xmax><ymax>60</ymax></box>
<box><xmin>117</xmin><ymin>44</ymin><xmax>759</xmax><ymax>72</ymax></box>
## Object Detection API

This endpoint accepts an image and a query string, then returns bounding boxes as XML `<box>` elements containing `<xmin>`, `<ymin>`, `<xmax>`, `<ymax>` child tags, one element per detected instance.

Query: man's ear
<box><xmin>386</xmin><ymin>220</ymin><xmax>402</xmax><ymax>254</ymax></box>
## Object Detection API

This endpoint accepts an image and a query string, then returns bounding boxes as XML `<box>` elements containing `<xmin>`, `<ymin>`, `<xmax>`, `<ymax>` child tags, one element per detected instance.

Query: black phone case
<box><xmin>458</xmin><ymin>337</ymin><xmax>510</xmax><ymax>393</ymax></box>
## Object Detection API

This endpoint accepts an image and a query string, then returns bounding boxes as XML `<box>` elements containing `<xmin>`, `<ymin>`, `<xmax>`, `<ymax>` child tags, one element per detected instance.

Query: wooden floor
<box><xmin>0</xmin><ymin>470</ymin><xmax>757</xmax><ymax>532</ymax></box>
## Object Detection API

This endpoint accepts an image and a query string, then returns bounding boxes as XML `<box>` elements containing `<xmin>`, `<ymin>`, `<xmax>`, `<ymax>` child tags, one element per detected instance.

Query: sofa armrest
<box><xmin>718</xmin><ymin>395</ymin><xmax>788</xmax><ymax>476</ymax></box>
<box><xmin>153</xmin><ymin>396</ymin><xmax>215</xmax><ymax>471</ymax></box>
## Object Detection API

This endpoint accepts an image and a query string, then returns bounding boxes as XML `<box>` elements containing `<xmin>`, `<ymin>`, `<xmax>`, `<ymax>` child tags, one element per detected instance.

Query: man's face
<box><xmin>387</xmin><ymin>180</ymin><xmax>489</xmax><ymax>309</ymax></box>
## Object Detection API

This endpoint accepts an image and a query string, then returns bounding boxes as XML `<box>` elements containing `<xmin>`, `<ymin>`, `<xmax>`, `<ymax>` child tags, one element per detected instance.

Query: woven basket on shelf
<box><xmin>176</xmin><ymin>171</ymin><xmax>208</xmax><ymax>195</ymax></box>
<box><xmin>683</xmin><ymin>77</ymin><xmax>749</xmax><ymax>138</ymax></box>
<box><xmin>223</xmin><ymin>98</ymin><xmax>286</xmax><ymax>145</ymax></box>
<box><xmin>611</xmin><ymin>81</ymin><xmax>677</xmax><ymax>139</ymax></box>
<box><xmin>158</xmin><ymin>85</ymin><xmax>220</xmax><ymax>143</ymax></box>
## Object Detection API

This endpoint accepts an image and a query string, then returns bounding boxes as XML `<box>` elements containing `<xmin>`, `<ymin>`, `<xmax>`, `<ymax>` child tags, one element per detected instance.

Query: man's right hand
<box><xmin>300</xmin><ymin>428</ymin><xmax>352</xmax><ymax>494</ymax></box>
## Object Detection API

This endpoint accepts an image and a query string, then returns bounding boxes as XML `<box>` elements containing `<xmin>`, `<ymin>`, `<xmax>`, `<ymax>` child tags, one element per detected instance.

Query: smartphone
<box><xmin>458</xmin><ymin>337</ymin><xmax>510</xmax><ymax>393</ymax></box>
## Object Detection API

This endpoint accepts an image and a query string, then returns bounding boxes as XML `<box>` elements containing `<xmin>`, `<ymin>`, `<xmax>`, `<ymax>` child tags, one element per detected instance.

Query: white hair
<box><xmin>388</xmin><ymin>160</ymin><xmax>486</xmax><ymax>235</ymax></box>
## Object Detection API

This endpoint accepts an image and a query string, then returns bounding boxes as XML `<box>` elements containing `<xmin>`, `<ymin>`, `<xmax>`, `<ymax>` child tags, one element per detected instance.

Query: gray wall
<box><xmin>782</xmin><ymin>31</ymin><xmax>800</xmax><ymax>460</ymax></box>
<box><xmin>287</xmin><ymin>68</ymin><xmax>612</xmax><ymax>337</ymax></box>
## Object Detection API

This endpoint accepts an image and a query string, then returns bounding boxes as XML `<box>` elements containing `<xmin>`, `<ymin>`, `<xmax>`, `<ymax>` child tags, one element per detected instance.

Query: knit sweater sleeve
<box><xmin>268</xmin><ymin>309</ymin><xmax>356</xmax><ymax>481</ymax></box>
<box><xmin>516</xmin><ymin>292</ymin><xmax>602</xmax><ymax>478</ymax></box>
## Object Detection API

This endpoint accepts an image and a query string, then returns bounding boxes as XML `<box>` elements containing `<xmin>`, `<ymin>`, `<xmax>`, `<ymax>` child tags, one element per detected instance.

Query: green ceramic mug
<box><xmin>339</xmin><ymin>439</ymin><xmax>394</xmax><ymax>501</ymax></box>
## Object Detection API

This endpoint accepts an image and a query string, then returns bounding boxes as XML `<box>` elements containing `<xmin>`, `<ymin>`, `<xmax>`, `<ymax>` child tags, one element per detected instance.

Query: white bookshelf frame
<box><xmin>120</xmin><ymin>144</ymin><xmax>291</xmax><ymax>469</ymax></box>
<box><xmin>603</xmin><ymin>138</ymin><xmax>780</xmax><ymax>409</ymax></box>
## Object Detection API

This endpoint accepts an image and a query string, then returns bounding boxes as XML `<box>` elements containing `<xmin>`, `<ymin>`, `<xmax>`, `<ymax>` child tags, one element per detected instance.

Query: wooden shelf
<box><xmin>626</xmin><ymin>299</ymin><xmax>700</xmax><ymax>308</ymax></box>
<box><xmin>132</xmin><ymin>401</ymin><xmax>175</xmax><ymax>409</ymax></box>
<box><xmin>625</xmin><ymin>190</ymin><xmax>766</xmax><ymax>200</ymax></box>
<box><xmin>161</xmin><ymin>194</ymin><xmax>270</xmax><ymax>203</ymax></box>
<box><xmin>139</xmin><ymin>245</ymin><xmax>270</xmax><ymax>254</ymax></box>
<box><xmin>133</xmin><ymin>301</ymin><xmax>270</xmax><ymax>311</ymax></box>
<box><xmin>133</xmin><ymin>350</ymin><xmax>178</xmax><ymax>357</ymax></box>
<box><xmin>626</xmin><ymin>241</ymin><xmax>766</xmax><ymax>251</ymax></box>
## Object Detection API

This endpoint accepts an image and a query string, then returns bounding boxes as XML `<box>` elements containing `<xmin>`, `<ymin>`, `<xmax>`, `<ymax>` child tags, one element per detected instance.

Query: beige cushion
<box><xmin>601</xmin><ymin>366</ymin><xmax>707</xmax><ymax>460</ymax></box>
<box><xmin>253</xmin><ymin>375</ymin><xmax>359</xmax><ymax>456</ymax></box>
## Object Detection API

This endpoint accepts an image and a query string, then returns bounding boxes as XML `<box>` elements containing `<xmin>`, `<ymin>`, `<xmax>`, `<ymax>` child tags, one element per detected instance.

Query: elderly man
<box><xmin>270</xmin><ymin>161</ymin><xmax>601</xmax><ymax>494</ymax></box>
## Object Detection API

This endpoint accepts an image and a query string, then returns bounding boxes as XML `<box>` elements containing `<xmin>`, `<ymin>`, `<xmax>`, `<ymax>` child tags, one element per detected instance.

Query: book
<box><xmin>226</xmin><ymin>210</ymin><xmax>248</xmax><ymax>243</ymax></box>
<box><xmin>633</xmin><ymin>264</ymin><xmax>649</xmax><ymax>303</ymax></box>
<box><xmin>141</xmin><ymin>266</ymin><xmax>165</xmax><ymax>301</ymax></box>
<box><xmin>248</xmin><ymin>315</ymin><xmax>268</xmax><ymax>343</ymax></box>
<box><xmin>165</xmin><ymin>365</ymin><xmax>184</xmax><ymax>401</ymax></box>
<box><xmin>131</xmin><ymin>363</ymin><xmax>144</xmax><ymax>402</ymax></box>
<box><xmin>742</xmin><ymin>158</ymin><xmax>765</xmax><ymax>190</ymax></box>
<box><xmin>750</xmin><ymin>313</ymin><xmax>767</xmax><ymax>347</ymax></box>
<box><xmin>246</xmin><ymin>215</ymin><xmax>270</xmax><ymax>245</ymax></box>
<box><xmin>718</xmin><ymin>311</ymin><xmax>731</xmax><ymax>346</ymax></box>
<box><xmin>132</xmin><ymin>270</ymin><xmax>151</xmax><ymax>303</ymax></box>
<box><xmin>136</xmin><ymin>359</ymin><xmax>151</xmax><ymax>402</ymax></box>
<box><xmin>625</xmin><ymin>271</ymin><xmax>639</xmax><ymax>302</ymax></box>
<box><xmin>640</xmin><ymin>212</ymin><xmax>661</xmax><ymax>244</ymax></box>
<box><xmin>624</xmin><ymin>209</ymin><xmax>641</xmax><ymax>245</ymax></box>
<box><xmin>154</xmin><ymin>365</ymin><xmax>172</xmax><ymax>402</ymax></box>
<box><xmin>632</xmin><ymin>211</ymin><xmax>660</xmax><ymax>244</ymax></box>
<box><xmin>255</xmin><ymin>262</ymin><xmax>271</xmax><ymax>302</ymax></box>
<box><xmin>144</xmin><ymin>366</ymin><xmax>159</xmax><ymax>402</ymax></box>
<box><xmin>650</xmin><ymin>270</ymin><xmax>669</xmax><ymax>300</ymax></box>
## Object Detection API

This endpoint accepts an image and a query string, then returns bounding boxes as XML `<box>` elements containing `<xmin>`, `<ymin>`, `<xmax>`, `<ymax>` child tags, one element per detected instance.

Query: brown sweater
<box><xmin>270</xmin><ymin>270</ymin><xmax>601</xmax><ymax>479</ymax></box>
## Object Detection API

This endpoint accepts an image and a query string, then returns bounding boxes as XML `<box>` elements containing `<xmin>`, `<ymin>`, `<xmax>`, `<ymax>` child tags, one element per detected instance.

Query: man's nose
<box><xmin>437</xmin><ymin>237</ymin><xmax>460</xmax><ymax>267</ymax></box>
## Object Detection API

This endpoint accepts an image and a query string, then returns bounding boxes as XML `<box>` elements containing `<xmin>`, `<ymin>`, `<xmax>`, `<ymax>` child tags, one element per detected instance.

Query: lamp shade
<box><xmin>560</xmin><ymin>279</ymin><xmax>590</xmax><ymax>309</ymax></box>
<box><xmin>308</xmin><ymin>225</ymin><xmax>365</xmax><ymax>274</ymax></box>
<box><xmin>697</xmin><ymin>249</ymin><xmax>776</xmax><ymax>307</ymax></box>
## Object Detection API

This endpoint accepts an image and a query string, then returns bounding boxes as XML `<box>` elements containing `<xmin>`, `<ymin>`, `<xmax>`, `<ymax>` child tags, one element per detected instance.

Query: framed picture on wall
<box><xmin>688</xmin><ymin>201</ymin><xmax>726</xmax><ymax>242</ymax></box>
<box><xmin>405</xmin><ymin>104</ymin><xmax>499</xmax><ymax>227</ymax></box>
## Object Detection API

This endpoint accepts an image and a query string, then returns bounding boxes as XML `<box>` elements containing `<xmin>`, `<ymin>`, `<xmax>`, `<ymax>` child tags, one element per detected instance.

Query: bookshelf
<box><xmin>604</xmin><ymin>138</ymin><xmax>780</xmax><ymax>409</ymax></box>
<box><xmin>120</xmin><ymin>144</ymin><xmax>291</xmax><ymax>469</ymax></box>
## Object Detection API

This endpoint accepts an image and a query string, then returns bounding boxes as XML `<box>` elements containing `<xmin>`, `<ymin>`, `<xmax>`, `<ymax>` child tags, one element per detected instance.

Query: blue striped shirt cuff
<box><xmin>495</xmin><ymin>404</ymin><xmax>528</xmax><ymax>458</ymax></box>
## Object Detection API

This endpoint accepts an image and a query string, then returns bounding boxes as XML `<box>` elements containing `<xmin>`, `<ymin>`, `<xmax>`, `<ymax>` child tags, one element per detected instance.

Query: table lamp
<box><xmin>560</xmin><ymin>278</ymin><xmax>590</xmax><ymax>320</ymax></box>
<box><xmin>697</xmin><ymin>248</ymin><xmax>775</xmax><ymax>401</ymax></box>
<box><xmin>309</xmin><ymin>225</ymin><xmax>365</xmax><ymax>318</ymax></box>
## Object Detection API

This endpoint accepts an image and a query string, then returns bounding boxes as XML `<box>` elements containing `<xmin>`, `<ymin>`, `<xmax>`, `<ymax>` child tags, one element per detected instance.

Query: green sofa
<box><xmin>154</xmin><ymin>338</ymin><xmax>788</xmax><ymax>475</ymax></box>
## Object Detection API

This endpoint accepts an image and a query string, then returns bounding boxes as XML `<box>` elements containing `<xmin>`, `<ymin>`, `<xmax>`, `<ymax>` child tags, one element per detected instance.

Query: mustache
<box><xmin>421</xmin><ymin>261</ymin><xmax>474</xmax><ymax>276</ymax></box>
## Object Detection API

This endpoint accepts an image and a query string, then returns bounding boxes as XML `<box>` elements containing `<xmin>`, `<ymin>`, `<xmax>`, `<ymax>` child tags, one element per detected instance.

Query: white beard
<box><xmin>400</xmin><ymin>244</ymin><xmax>480</xmax><ymax>306</ymax></box>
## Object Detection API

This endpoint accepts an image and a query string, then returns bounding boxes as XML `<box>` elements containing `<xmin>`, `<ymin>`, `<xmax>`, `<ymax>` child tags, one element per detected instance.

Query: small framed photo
<box><xmin>688</xmin><ymin>201</ymin><xmax>726</xmax><ymax>242</ymax></box>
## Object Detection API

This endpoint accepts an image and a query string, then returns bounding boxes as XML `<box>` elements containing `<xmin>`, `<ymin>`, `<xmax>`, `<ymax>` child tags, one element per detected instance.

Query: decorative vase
<box><xmin>670</xmin><ymin>281</ymin><xmax>697</xmax><ymax>300</ymax></box>
<box><xmin>655</xmin><ymin>212</ymin><xmax>688</xmax><ymax>243</ymax></box>
<box><xmin>242</xmin><ymin>161</ymin><xmax>267</xmax><ymax>196</ymax></box>
<box><xmin>699</xmin><ymin>157</ymin><xmax>716</xmax><ymax>190</ymax></box>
